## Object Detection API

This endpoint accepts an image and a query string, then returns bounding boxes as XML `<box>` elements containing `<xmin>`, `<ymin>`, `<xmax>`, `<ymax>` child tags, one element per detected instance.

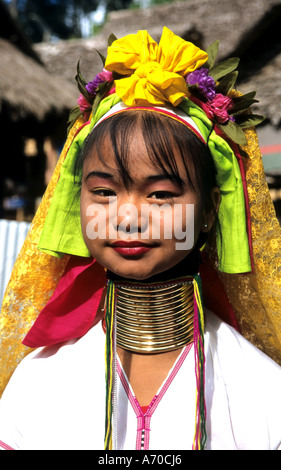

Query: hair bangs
<box><xmin>79</xmin><ymin>109</ymin><xmax>217</xmax><ymax>211</ymax></box>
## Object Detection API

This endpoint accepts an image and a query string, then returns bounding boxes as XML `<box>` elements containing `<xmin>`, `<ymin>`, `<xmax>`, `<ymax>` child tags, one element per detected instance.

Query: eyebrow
<box><xmin>85</xmin><ymin>170</ymin><xmax>114</xmax><ymax>181</ymax></box>
<box><xmin>85</xmin><ymin>170</ymin><xmax>185</xmax><ymax>187</ymax></box>
<box><xmin>147</xmin><ymin>173</ymin><xmax>185</xmax><ymax>186</ymax></box>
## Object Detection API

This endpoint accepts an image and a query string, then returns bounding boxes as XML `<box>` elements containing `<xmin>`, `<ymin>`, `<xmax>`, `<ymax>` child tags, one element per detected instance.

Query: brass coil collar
<box><xmin>114</xmin><ymin>278</ymin><xmax>194</xmax><ymax>354</ymax></box>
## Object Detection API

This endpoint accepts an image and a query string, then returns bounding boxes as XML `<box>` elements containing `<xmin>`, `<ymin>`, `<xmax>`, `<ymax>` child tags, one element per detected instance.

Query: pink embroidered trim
<box><xmin>0</xmin><ymin>440</ymin><xmax>14</xmax><ymax>450</ymax></box>
<box><xmin>96</xmin><ymin>105</ymin><xmax>206</xmax><ymax>145</ymax></box>
<box><xmin>117</xmin><ymin>343</ymin><xmax>193</xmax><ymax>450</ymax></box>
<box><xmin>128</xmin><ymin>107</ymin><xmax>206</xmax><ymax>144</ymax></box>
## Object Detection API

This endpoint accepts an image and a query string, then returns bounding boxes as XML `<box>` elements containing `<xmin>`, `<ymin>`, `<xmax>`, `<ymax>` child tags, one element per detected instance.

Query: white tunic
<box><xmin>0</xmin><ymin>310</ymin><xmax>280</xmax><ymax>450</ymax></box>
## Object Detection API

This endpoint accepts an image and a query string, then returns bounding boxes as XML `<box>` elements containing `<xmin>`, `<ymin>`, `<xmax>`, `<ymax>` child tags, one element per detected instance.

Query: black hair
<box><xmin>76</xmin><ymin>110</ymin><xmax>218</xmax><ymax>215</ymax></box>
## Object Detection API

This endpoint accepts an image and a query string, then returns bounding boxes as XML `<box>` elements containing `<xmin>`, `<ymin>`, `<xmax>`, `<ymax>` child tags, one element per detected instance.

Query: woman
<box><xmin>0</xmin><ymin>27</ymin><xmax>280</xmax><ymax>450</ymax></box>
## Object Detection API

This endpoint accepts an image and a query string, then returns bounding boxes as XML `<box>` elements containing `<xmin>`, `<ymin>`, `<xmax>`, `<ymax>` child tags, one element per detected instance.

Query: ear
<box><xmin>201</xmin><ymin>187</ymin><xmax>221</xmax><ymax>233</ymax></box>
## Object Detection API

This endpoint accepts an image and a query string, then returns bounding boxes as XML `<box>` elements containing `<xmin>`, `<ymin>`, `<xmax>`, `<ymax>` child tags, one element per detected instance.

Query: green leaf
<box><xmin>75</xmin><ymin>61</ymin><xmax>93</xmax><ymax>103</ymax></box>
<box><xmin>232</xmin><ymin>91</ymin><xmax>257</xmax><ymax>103</ymax></box>
<box><xmin>216</xmin><ymin>71</ymin><xmax>238</xmax><ymax>95</ymax></box>
<box><xmin>108</xmin><ymin>33</ymin><xmax>117</xmax><ymax>47</ymax></box>
<box><xmin>92</xmin><ymin>81</ymin><xmax>113</xmax><ymax>117</ymax></box>
<box><xmin>236</xmin><ymin>114</ymin><xmax>266</xmax><ymax>129</ymax></box>
<box><xmin>75</xmin><ymin>60</ymin><xmax>87</xmax><ymax>87</ymax></box>
<box><xmin>205</xmin><ymin>40</ymin><xmax>219</xmax><ymax>70</ymax></box>
<box><xmin>67</xmin><ymin>106</ymin><xmax>82</xmax><ymax>135</ymax></box>
<box><xmin>186</xmin><ymin>84</ymin><xmax>199</xmax><ymax>92</ymax></box>
<box><xmin>231</xmin><ymin>98</ymin><xmax>259</xmax><ymax>115</ymax></box>
<box><xmin>210</xmin><ymin>57</ymin><xmax>240</xmax><ymax>82</ymax></box>
<box><xmin>94</xmin><ymin>49</ymin><xmax>106</xmax><ymax>66</ymax></box>
<box><xmin>95</xmin><ymin>81</ymin><xmax>111</xmax><ymax>98</ymax></box>
<box><xmin>68</xmin><ymin>105</ymin><xmax>81</xmax><ymax>123</ymax></box>
<box><xmin>218</xmin><ymin>120</ymin><xmax>247</xmax><ymax>145</ymax></box>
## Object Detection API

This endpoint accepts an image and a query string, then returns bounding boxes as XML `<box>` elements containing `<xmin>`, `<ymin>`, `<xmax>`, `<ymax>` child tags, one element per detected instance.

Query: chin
<box><xmin>109</xmin><ymin>267</ymin><xmax>156</xmax><ymax>281</ymax></box>
<box><xmin>95</xmin><ymin>250</ymin><xmax>188</xmax><ymax>282</ymax></box>
<box><xmin>105</xmin><ymin>262</ymin><xmax>173</xmax><ymax>282</ymax></box>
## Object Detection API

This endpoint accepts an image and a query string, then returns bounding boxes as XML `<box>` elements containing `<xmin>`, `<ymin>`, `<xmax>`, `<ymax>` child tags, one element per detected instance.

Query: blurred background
<box><xmin>1</xmin><ymin>0</ymin><xmax>281</xmax><ymax>222</ymax></box>
<box><xmin>1</xmin><ymin>0</ymin><xmax>281</xmax><ymax>302</ymax></box>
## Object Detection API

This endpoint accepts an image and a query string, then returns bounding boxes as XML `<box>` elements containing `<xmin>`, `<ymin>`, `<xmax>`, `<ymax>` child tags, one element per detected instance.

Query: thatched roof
<box><xmin>0</xmin><ymin>38</ymin><xmax>74</xmax><ymax>122</ymax></box>
<box><xmin>34</xmin><ymin>0</ymin><xmax>281</xmax><ymax>128</ymax></box>
<box><xmin>34</xmin><ymin>36</ymin><xmax>105</xmax><ymax>95</ymax></box>
<box><xmin>100</xmin><ymin>0</ymin><xmax>281</xmax><ymax>57</ymax></box>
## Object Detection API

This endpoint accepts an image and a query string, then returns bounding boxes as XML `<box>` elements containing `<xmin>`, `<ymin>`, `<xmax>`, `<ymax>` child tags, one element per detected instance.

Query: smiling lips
<box><xmin>111</xmin><ymin>241</ymin><xmax>155</xmax><ymax>256</ymax></box>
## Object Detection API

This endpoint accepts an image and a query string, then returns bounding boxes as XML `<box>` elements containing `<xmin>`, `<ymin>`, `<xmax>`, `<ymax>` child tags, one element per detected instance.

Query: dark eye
<box><xmin>149</xmin><ymin>191</ymin><xmax>176</xmax><ymax>200</ymax></box>
<box><xmin>92</xmin><ymin>188</ymin><xmax>116</xmax><ymax>197</ymax></box>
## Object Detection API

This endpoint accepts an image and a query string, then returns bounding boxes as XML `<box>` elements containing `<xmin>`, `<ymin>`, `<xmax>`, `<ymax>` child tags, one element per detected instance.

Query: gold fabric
<box><xmin>214</xmin><ymin>126</ymin><xmax>281</xmax><ymax>365</ymax></box>
<box><xmin>0</xmin><ymin>117</ymin><xmax>85</xmax><ymax>397</ymax></box>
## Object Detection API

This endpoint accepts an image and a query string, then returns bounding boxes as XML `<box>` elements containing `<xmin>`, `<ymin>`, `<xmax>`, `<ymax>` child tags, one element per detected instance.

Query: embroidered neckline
<box><xmin>116</xmin><ymin>343</ymin><xmax>193</xmax><ymax>450</ymax></box>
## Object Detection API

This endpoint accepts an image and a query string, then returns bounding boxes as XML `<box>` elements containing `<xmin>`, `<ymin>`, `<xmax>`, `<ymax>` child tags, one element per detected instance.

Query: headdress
<box><xmin>1</xmin><ymin>27</ymin><xmax>281</xmax><ymax>450</ymax></box>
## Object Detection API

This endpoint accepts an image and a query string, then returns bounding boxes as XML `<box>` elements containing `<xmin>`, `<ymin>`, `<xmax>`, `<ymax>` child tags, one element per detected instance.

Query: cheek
<box><xmin>172</xmin><ymin>202</ymin><xmax>202</xmax><ymax>245</ymax></box>
<box><xmin>193</xmin><ymin>203</ymin><xmax>204</xmax><ymax>237</ymax></box>
<box><xmin>80</xmin><ymin>190</ymin><xmax>89</xmax><ymax>241</ymax></box>
<box><xmin>80</xmin><ymin>190</ymin><xmax>104</xmax><ymax>253</ymax></box>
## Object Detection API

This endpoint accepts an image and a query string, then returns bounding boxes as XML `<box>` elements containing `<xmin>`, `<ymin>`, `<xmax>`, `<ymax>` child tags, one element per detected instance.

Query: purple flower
<box><xmin>85</xmin><ymin>69</ymin><xmax>114</xmax><ymax>98</ymax></box>
<box><xmin>186</xmin><ymin>68</ymin><xmax>216</xmax><ymax>101</ymax></box>
<box><xmin>85</xmin><ymin>75</ymin><xmax>104</xmax><ymax>97</ymax></box>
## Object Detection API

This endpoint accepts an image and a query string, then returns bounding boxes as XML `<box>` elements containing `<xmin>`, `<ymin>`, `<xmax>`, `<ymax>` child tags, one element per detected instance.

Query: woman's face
<box><xmin>80</xmin><ymin>126</ymin><xmax>210</xmax><ymax>280</ymax></box>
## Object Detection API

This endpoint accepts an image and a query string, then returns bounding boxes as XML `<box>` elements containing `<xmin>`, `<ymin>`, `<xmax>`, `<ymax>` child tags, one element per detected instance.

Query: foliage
<box><xmin>186</xmin><ymin>40</ymin><xmax>265</xmax><ymax>145</ymax></box>
<box><xmin>4</xmin><ymin>0</ymin><xmax>133</xmax><ymax>42</ymax></box>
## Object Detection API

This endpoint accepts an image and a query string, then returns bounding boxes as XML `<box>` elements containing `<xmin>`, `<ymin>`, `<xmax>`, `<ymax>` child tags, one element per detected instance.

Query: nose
<box><xmin>111</xmin><ymin>194</ymin><xmax>148</xmax><ymax>238</ymax></box>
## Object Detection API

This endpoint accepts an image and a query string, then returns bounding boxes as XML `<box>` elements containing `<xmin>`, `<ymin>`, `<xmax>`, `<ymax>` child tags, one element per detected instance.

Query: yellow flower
<box><xmin>105</xmin><ymin>27</ymin><xmax>208</xmax><ymax>107</ymax></box>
